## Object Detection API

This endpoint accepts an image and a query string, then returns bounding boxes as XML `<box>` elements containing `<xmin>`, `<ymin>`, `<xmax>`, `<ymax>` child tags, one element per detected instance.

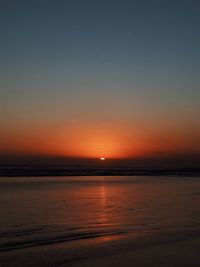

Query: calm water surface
<box><xmin>0</xmin><ymin>176</ymin><xmax>200</xmax><ymax>251</ymax></box>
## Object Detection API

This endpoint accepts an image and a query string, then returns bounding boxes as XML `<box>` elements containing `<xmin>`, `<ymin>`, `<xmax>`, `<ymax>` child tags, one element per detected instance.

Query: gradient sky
<box><xmin>0</xmin><ymin>0</ymin><xmax>200</xmax><ymax>165</ymax></box>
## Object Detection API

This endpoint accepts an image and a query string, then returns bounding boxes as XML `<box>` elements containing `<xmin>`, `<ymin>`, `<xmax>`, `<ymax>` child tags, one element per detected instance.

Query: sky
<box><xmin>0</xmin><ymin>0</ymin><xmax>200</xmax><ymax>166</ymax></box>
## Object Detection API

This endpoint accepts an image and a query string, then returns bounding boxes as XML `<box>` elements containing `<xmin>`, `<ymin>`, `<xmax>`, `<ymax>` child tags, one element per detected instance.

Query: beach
<box><xmin>0</xmin><ymin>176</ymin><xmax>199</xmax><ymax>266</ymax></box>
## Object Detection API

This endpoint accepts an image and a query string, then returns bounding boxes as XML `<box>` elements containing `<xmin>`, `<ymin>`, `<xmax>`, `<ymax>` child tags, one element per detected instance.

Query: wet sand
<box><xmin>76</xmin><ymin>237</ymin><xmax>200</xmax><ymax>267</ymax></box>
<box><xmin>0</xmin><ymin>228</ymin><xmax>200</xmax><ymax>267</ymax></box>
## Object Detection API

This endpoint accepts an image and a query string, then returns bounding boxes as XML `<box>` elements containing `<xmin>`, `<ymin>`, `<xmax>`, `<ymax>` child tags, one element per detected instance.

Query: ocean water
<box><xmin>0</xmin><ymin>175</ymin><xmax>199</xmax><ymax>252</ymax></box>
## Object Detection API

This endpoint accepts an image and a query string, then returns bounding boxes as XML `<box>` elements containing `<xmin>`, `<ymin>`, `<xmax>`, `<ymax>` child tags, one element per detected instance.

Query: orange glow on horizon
<box><xmin>1</xmin><ymin>121</ymin><xmax>200</xmax><ymax>160</ymax></box>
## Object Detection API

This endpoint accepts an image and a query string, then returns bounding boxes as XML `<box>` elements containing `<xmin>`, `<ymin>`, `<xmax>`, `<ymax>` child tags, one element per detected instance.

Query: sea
<box><xmin>0</xmin><ymin>175</ymin><xmax>200</xmax><ymax>266</ymax></box>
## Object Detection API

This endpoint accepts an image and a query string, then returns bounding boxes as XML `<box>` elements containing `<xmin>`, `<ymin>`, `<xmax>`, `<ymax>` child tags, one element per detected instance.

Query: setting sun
<box><xmin>100</xmin><ymin>157</ymin><xmax>106</xmax><ymax>161</ymax></box>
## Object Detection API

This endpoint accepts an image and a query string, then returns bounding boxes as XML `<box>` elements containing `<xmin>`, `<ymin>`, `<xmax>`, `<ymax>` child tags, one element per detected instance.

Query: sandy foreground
<box><xmin>0</xmin><ymin>229</ymin><xmax>200</xmax><ymax>267</ymax></box>
<box><xmin>72</xmin><ymin>238</ymin><xmax>200</xmax><ymax>267</ymax></box>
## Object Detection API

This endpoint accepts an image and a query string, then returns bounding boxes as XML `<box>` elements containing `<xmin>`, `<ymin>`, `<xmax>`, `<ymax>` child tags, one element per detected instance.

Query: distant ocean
<box><xmin>0</xmin><ymin>175</ymin><xmax>200</xmax><ymax>266</ymax></box>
